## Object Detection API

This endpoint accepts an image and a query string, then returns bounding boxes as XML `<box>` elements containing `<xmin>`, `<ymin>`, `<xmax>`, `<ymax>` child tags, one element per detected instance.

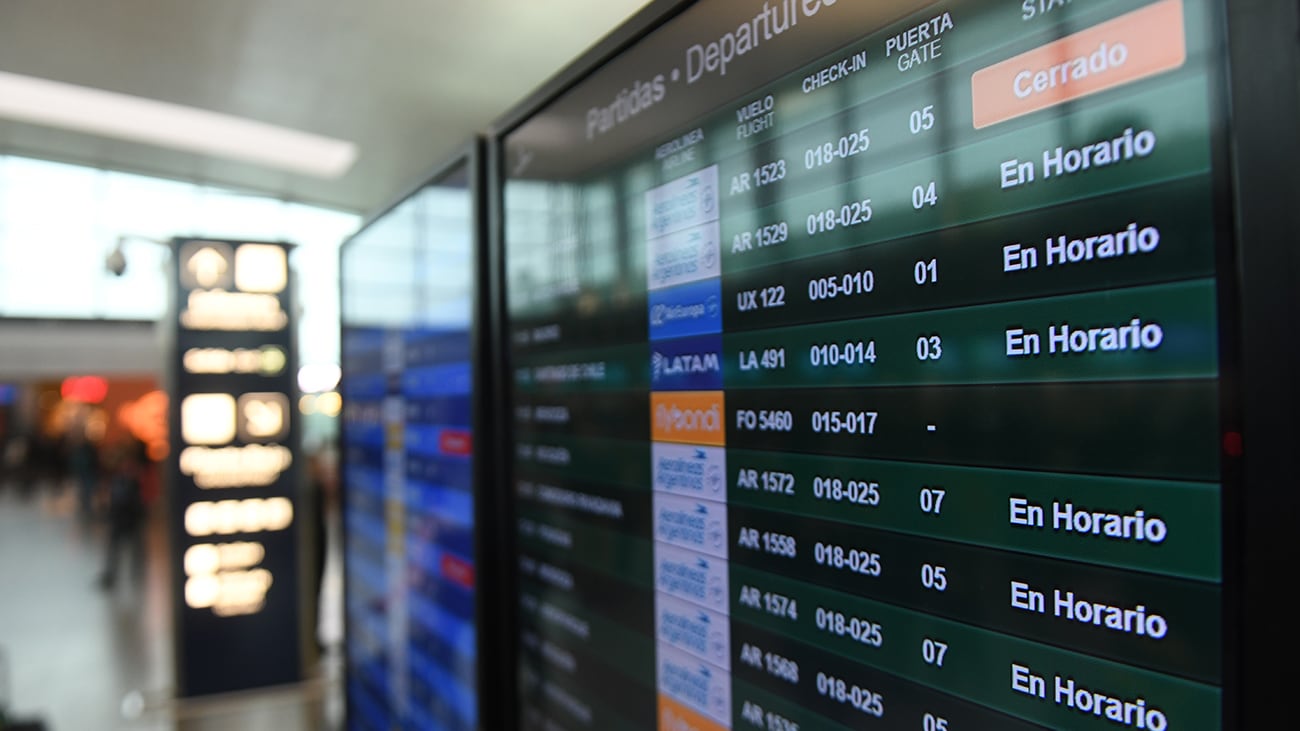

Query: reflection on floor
<box><xmin>0</xmin><ymin>480</ymin><xmax>343</xmax><ymax>730</ymax></box>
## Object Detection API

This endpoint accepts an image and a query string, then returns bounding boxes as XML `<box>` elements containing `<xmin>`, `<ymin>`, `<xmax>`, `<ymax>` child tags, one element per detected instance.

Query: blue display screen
<box><xmin>341</xmin><ymin>162</ymin><xmax>477</xmax><ymax>731</ymax></box>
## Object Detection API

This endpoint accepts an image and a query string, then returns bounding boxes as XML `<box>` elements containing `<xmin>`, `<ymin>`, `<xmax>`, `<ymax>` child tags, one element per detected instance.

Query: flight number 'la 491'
<box><xmin>740</xmin><ymin>347</ymin><xmax>786</xmax><ymax>371</ymax></box>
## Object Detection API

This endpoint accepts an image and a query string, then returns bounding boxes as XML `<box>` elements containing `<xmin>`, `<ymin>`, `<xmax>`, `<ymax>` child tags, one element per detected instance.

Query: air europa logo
<box><xmin>651</xmin><ymin>302</ymin><xmax>709</xmax><ymax>326</ymax></box>
<box><xmin>649</xmin><ymin>279</ymin><xmax>724</xmax><ymax>341</ymax></box>
<box><xmin>652</xmin><ymin>392</ymin><xmax>725</xmax><ymax>446</ymax></box>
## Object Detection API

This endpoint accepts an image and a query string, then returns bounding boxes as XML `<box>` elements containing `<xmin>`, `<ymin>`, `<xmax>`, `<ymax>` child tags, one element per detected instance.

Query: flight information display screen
<box><xmin>501</xmin><ymin>0</ymin><xmax>1227</xmax><ymax>728</ymax></box>
<box><xmin>341</xmin><ymin>162</ymin><xmax>478</xmax><ymax>731</ymax></box>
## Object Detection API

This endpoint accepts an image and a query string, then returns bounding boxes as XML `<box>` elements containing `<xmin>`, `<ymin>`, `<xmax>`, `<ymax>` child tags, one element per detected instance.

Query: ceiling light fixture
<box><xmin>0</xmin><ymin>70</ymin><xmax>358</xmax><ymax>179</ymax></box>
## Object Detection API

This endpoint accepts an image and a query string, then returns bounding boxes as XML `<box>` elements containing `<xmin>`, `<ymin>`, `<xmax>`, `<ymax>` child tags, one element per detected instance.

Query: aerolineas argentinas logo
<box><xmin>652</xmin><ymin>392</ymin><xmax>725</xmax><ymax>446</ymax></box>
<box><xmin>652</xmin><ymin>334</ymin><xmax>723</xmax><ymax>391</ymax></box>
<box><xmin>646</xmin><ymin>166</ymin><xmax>719</xmax><ymax>239</ymax></box>
<box><xmin>652</xmin><ymin>443</ymin><xmax>725</xmax><ymax>499</ymax></box>
<box><xmin>647</xmin><ymin>222</ymin><xmax>721</xmax><ymax>292</ymax></box>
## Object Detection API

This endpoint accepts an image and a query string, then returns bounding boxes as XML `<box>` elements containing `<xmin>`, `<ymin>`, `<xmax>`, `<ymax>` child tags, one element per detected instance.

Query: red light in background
<box><xmin>1223</xmin><ymin>431</ymin><xmax>1243</xmax><ymax>458</ymax></box>
<box><xmin>118</xmin><ymin>390</ymin><xmax>169</xmax><ymax>461</ymax></box>
<box><xmin>61</xmin><ymin>376</ymin><xmax>109</xmax><ymax>404</ymax></box>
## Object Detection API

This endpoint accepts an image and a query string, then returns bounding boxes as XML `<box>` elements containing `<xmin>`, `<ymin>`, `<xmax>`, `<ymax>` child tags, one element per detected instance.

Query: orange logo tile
<box><xmin>659</xmin><ymin>694</ymin><xmax>728</xmax><ymax>731</ymax></box>
<box><xmin>972</xmin><ymin>0</ymin><xmax>1186</xmax><ymax>129</ymax></box>
<box><xmin>651</xmin><ymin>391</ymin><xmax>725</xmax><ymax>446</ymax></box>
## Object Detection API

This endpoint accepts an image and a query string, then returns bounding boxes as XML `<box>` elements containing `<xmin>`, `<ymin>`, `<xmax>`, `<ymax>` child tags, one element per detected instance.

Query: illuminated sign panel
<box><xmin>167</xmin><ymin>238</ymin><xmax>303</xmax><ymax>697</ymax></box>
<box><xmin>502</xmin><ymin>0</ymin><xmax>1229</xmax><ymax>728</ymax></box>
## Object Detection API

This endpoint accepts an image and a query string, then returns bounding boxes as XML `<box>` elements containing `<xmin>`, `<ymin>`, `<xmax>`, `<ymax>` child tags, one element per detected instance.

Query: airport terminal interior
<box><xmin>1</xmin><ymin>0</ymin><xmax>1297</xmax><ymax>729</ymax></box>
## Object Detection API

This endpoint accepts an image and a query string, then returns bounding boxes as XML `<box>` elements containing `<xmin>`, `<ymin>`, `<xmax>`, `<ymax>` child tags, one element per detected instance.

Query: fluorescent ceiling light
<box><xmin>0</xmin><ymin>70</ymin><xmax>358</xmax><ymax>178</ymax></box>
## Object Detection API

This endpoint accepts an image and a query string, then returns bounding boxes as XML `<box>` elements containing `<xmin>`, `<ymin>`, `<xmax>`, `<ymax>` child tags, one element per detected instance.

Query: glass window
<box><xmin>0</xmin><ymin>154</ymin><xmax>360</xmax><ymax>368</ymax></box>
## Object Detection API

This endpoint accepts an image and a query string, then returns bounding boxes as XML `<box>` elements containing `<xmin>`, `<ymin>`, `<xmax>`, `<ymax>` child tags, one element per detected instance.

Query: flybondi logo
<box><xmin>655</xmin><ymin>403</ymin><xmax>722</xmax><ymax>436</ymax></box>
<box><xmin>652</xmin><ymin>393</ymin><xmax>725</xmax><ymax>445</ymax></box>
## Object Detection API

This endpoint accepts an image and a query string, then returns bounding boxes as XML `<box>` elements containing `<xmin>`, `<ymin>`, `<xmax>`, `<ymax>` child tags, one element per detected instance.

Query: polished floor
<box><xmin>0</xmin><ymin>479</ymin><xmax>343</xmax><ymax>730</ymax></box>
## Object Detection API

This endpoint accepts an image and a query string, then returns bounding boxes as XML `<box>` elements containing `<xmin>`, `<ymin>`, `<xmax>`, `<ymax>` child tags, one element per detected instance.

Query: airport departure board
<box><xmin>341</xmin><ymin>162</ymin><xmax>478</xmax><ymax>731</ymax></box>
<box><xmin>501</xmin><ymin>0</ymin><xmax>1228</xmax><ymax>728</ymax></box>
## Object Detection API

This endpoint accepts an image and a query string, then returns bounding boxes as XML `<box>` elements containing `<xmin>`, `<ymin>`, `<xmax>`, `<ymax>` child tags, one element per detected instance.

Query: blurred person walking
<box><xmin>67</xmin><ymin>430</ymin><xmax>100</xmax><ymax>520</ymax></box>
<box><xmin>1</xmin><ymin>434</ymin><xmax>28</xmax><ymax>493</ymax></box>
<box><xmin>97</xmin><ymin>441</ymin><xmax>147</xmax><ymax>589</ymax></box>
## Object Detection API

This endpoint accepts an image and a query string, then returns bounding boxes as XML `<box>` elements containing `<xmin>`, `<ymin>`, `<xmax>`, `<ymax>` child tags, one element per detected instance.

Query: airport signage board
<box><xmin>166</xmin><ymin>237</ymin><xmax>303</xmax><ymax>697</ymax></box>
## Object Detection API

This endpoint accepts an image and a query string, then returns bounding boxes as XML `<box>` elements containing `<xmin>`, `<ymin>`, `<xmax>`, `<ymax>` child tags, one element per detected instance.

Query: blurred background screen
<box><xmin>340</xmin><ymin>160</ymin><xmax>477</xmax><ymax>731</ymax></box>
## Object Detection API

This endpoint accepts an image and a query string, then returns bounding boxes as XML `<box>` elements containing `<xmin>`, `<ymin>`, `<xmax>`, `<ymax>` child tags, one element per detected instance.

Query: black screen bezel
<box><xmin>483</xmin><ymin>0</ymin><xmax>1300</xmax><ymax>727</ymax></box>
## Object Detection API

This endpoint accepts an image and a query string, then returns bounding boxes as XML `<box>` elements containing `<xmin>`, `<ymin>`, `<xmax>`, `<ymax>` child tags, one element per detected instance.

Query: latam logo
<box><xmin>652</xmin><ymin>334</ymin><xmax>723</xmax><ymax>391</ymax></box>
<box><xmin>653</xmin><ymin>352</ymin><xmax>720</xmax><ymax>378</ymax></box>
<box><xmin>652</xmin><ymin>391</ymin><xmax>725</xmax><ymax>446</ymax></box>
<box><xmin>649</xmin><ymin>278</ymin><xmax>723</xmax><ymax>341</ymax></box>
